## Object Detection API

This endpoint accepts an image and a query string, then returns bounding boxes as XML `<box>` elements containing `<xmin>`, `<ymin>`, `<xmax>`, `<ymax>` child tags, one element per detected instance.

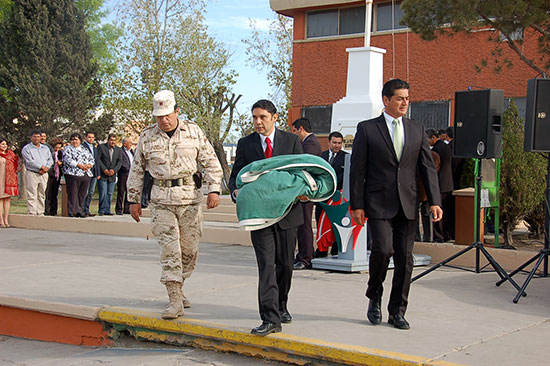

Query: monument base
<box><xmin>312</xmin><ymin>252</ymin><xmax>432</xmax><ymax>272</ymax></box>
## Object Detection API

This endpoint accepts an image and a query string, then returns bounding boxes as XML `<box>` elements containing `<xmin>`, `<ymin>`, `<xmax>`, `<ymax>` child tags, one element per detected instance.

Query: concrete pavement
<box><xmin>0</xmin><ymin>228</ymin><xmax>549</xmax><ymax>365</ymax></box>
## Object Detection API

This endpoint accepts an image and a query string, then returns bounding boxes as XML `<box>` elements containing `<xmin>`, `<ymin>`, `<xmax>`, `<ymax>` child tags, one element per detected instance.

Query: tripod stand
<box><xmin>496</xmin><ymin>155</ymin><xmax>550</xmax><ymax>303</ymax></box>
<box><xmin>412</xmin><ymin>159</ymin><xmax>524</xmax><ymax>295</ymax></box>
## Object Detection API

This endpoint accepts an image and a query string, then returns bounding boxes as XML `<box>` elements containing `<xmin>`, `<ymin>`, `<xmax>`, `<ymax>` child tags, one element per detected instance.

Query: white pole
<box><xmin>365</xmin><ymin>0</ymin><xmax>373</xmax><ymax>47</ymax></box>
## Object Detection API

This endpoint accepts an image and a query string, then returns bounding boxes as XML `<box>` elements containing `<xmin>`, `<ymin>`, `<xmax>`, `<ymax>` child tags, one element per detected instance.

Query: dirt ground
<box><xmin>484</xmin><ymin>232</ymin><xmax>546</xmax><ymax>251</ymax></box>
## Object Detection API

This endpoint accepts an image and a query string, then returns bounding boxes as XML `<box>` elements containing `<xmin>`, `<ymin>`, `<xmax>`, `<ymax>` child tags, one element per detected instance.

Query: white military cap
<box><xmin>152</xmin><ymin>90</ymin><xmax>176</xmax><ymax>116</ymax></box>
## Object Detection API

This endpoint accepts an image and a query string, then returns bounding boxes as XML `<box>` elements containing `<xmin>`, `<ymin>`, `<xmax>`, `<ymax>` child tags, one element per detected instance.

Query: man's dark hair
<box><xmin>251</xmin><ymin>99</ymin><xmax>277</xmax><ymax>115</ymax></box>
<box><xmin>426</xmin><ymin>128</ymin><xmax>439</xmax><ymax>138</ymax></box>
<box><xmin>445</xmin><ymin>126</ymin><xmax>454</xmax><ymax>139</ymax></box>
<box><xmin>85</xmin><ymin>131</ymin><xmax>95</xmax><ymax>137</ymax></box>
<box><xmin>70</xmin><ymin>133</ymin><xmax>82</xmax><ymax>142</ymax></box>
<box><xmin>0</xmin><ymin>136</ymin><xmax>6</xmax><ymax>144</ymax></box>
<box><xmin>30</xmin><ymin>129</ymin><xmax>42</xmax><ymax>136</ymax></box>
<box><xmin>328</xmin><ymin>131</ymin><xmax>343</xmax><ymax>141</ymax></box>
<box><xmin>108</xmin><ymin>133</ymin><xmax>117</xmax><ymax>140</ymax></box>
<box><xmin>382</xmin><ymin>78</ymin><xmax>410</xmax><ymax>99</ymax></box>
<box><xmin>292</xmin><ymin>117</ymin><xmax>312</xmax><ymax>132</ymax></box>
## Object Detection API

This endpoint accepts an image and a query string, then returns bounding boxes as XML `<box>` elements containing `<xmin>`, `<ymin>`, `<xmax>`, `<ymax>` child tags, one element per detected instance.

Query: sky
<box><xmin>204</xmin><ymin>0</ymin><xmax>277</xmax><ymax>112</ymax></box>
<box><xmin>104</xmin><ymin>0</ymin><xmax>278</xmax><ymax>115</ymax></box>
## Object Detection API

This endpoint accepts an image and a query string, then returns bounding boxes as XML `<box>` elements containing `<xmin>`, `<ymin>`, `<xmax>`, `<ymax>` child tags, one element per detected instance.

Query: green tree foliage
<box><xmin>243</xmin><ymin>14</ymin><xmax>293</xmax><ymax>124</ymax></box>
<box><xmin>75</xmin><ymin>0</ymin><xmax>121</xmax><ymax>78</ymax></box>
<box><xmin>401</xmin><ymin>0</ymin><xmax>550</xmax><ymax>75</ymax></box>
<box><xmin>499</xmin><ymin>101</ymin><xmax>547</xmax><ymax>245</ymax></box>
<box><xmin>0</xmin><ymin>0</ymin><xmax>105</xmax><ymax>147</ymax></box>
<box><xmin>0</xmin><ymin>0</ymin><xmax>11</xmax><ymax>20</ymax></box>
<box><xmin>105</xmin><ymin>0</ymin><xmax>240</xmax><ymax>187</ymax></box>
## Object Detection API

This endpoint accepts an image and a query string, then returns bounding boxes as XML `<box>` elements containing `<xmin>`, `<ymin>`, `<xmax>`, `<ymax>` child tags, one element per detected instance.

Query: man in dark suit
<box><xmin>315</xmin><ymin>131</ymin><xmax>350</xmax><ymax>257</ymax></box>
<box><xmin>427</xmin><ymin>129</ymin><xmax>454</xmax><ymax>242</ymax></box>
<box><xmin>116</xmin><ymin>137</ymin><xmax>134</xmax><ymax>215</ymax></box>
<box><xmin>97</xmin><ymin>134</ymin><xmax>122</xmax><ymax>215</ymax></box>
<box><xmin>321</xmin><ymin>131</ymin><xmax>348</xmax><ymax>190</ymax></box>
<box><xmin>350</xmin><ymin>79</ymin><xmax>442</xmax><ymax>330</ymax></box>
<box><xmin>82</xmin><ymin>131</ymin><xmax>101</xmax><ymax>217</ymax></box>
<box><xmin>290</xmin><ymin>117</ymin><xmax>322</xmax><ymax>270</ymax></box>
<box><xmin>229</xmin><ymin>100</ymin><xmax>303</xmax><ymax>336</ymax></box>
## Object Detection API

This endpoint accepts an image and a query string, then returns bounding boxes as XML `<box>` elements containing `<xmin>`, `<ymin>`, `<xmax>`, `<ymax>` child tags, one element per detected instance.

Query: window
<box><xmin>305</xmin><ymin>3</ymin><xmax>407</xmax><ymax>39</ymax></box>
<box><xmin>376</xmin><ymin>2</ymin><xmax>406</xmax><ymax>32</ymax></box>
<box><xmin>409</xmin><ymin>101</ymin><xmax>450</xmax><ymax>130</ymax></box>
<box><xmin>302</xmin><ymin>105</ymin><xmax>333</xmax><ymax>134</ymax></box>
<box><xmin>306</xmin><ymin>6</ymin><xmax>365</xmax><ymax>38</ymax></box>
<box><xmin>499</xmin><ymin>29</ymin><xmax>524</xmax><ymax>42</ymax></box>
<box><xmin>307</xmin><ymin>10</ymin><xmax>338</xmax><ymax>38</ymax></box>
<box><xmin>340</xmin><ymin>6</ymin><xmax>366</xmax><ymax>35</ymax></box>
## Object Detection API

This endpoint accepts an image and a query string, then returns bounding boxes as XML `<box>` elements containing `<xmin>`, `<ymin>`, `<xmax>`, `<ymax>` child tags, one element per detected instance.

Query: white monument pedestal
<box><xmin>330</xmin><ymin>46</ymin><xmax>387</xmax><ymax>138</ymax></box>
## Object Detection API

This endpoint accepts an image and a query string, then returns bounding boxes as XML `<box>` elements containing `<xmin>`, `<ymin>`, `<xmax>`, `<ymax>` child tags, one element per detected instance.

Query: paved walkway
<box><xmin>0</xmin><ymin>228</ymin><xmax>549</xmax><ymax>365</ymax></box>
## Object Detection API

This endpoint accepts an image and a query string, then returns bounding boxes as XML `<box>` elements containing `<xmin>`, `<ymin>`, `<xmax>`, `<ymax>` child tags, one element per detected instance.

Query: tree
<box><xmin>104</xmin><ymin>0</ymin><xmax>240</xmax><ymax>188</ymax></box>
<box><xmin>499</xmin><ymin>101</ymin><xmax>547</xmax><ymax>245</ymax></box>
<box><xmin>75</xmin><ymin>0</ymin><xmax>121</xmax><ymax>79</ymax></box>
<box><xmin>0</xmin><ymin>0</ymin><xmax>104</xmax><ymax>148</ymax></box>
<box><xmin>243</xmin><ymin>14</ymin><xmax>293</xmax><ymax>124</ymax></box>
<box><xmin>401</xmin><ymin>0</ymin><xmax>550</xmax><ymax>76</ymax></box>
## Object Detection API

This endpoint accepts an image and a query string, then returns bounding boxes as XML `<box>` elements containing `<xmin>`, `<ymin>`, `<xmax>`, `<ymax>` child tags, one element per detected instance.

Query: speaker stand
<box><xmin>412</xmin><ymin>159</ymin><xmax>524</xmax><ymax>296</ymax></box>
<box><xmin>495</xmin><ymin>154</ymin><xmax>550</xmax><ymax>303</ymax></box>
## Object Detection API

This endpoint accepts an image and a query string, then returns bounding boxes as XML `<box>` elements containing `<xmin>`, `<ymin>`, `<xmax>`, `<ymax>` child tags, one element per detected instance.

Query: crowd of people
<box><xmin>0</xmin><ymin>130</ymin><xmax>135</xmax><ymax>221</ymax></box>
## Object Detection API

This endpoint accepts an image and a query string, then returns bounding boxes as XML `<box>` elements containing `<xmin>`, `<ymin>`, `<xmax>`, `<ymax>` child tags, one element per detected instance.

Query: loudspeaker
<box><xmin>453</xmin><ymin>89</ymin><xmax>504</xmax><ymax>158</ymax></box>
<box><xmin>524</xmin><ymin>78</ymin><xmax>550</xmax><ymax>152</ymax></box>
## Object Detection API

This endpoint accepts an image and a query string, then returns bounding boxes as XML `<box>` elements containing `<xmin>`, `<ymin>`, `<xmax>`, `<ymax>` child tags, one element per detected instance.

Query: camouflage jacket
<box><xmin>127</xmin><ymin>120</ymin><xmax>223</xmax><ymax>205</ymax></box>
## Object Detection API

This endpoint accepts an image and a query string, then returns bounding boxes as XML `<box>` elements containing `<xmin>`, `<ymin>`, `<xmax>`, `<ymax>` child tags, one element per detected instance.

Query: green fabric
<box><xmin>236</xmin><ymin>154</ymin><xmax>336</xmax><ymax>231</ymax></box>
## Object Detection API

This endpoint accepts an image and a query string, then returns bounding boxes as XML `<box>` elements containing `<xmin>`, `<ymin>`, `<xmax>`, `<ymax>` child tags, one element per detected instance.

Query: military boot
<box><xmin>162</xmin><ymin>281</ymin><xmax>184</xmax><ymax>319</ymax></box>
<box><xmin>182</xmin><ymin>293</ymin><xmax>191</xmax><ymax>308</ymax></box>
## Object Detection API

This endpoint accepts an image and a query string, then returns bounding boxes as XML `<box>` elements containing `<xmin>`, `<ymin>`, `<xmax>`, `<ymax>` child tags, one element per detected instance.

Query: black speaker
<box><xmin>453</xmin><ymin>89</ymin><xmax>504</xmax><ymax>158</ymax></box>
<box><xmin>524</xmin><ymin>78</ymin><xmax>550</xmax><ymax>152</ymax></box>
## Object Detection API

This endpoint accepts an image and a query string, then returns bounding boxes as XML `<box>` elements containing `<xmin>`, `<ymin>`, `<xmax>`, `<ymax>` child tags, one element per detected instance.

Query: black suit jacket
<box><xmin>350</xmin><ymin>114</ymin><xmax>441</xmax><ymax>220</ymax></box>
<box><xmin>229</xmin><ymin>129</ymin><xmax>304</xmax><ymax>229</ymax></box>
<box><xmin>83</xmin><ymin>141</ymin><xmax>101</xmax><ymax>177</ymax></box>
<box><xmin>98</xmin><ymin>143</ymin><xmax>123</xmax><ymax>183</ymax></box>
<box><xmin>119</xmin><ymin>148</ymin><xmax>134</xmax><ymax>176</ymax></box>
<box><xmin>301</xmin><ymin>133</ymin><xmax>322</xmax><ymax>156</ymax></box>
<box><xmin>431</xmin><ymin>140</ymin><xmax>454</xmax><ymax>193</ymax></box>
<box><xmin>321</xmin><ymin>149</ymin><xmax>348</xmax><ymax>190</ymax></box>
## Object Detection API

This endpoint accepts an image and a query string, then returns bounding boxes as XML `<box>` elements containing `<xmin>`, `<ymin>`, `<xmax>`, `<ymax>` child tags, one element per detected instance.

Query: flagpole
<box><xmin>365</xmin><ymin>0</ymin><xmax>373</xmax><ymax>47</ymax></box>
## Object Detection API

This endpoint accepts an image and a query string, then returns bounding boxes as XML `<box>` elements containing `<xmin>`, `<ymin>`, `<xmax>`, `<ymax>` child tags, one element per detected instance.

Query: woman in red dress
<box><xmin>0</xmin><ymin>136</ymin><xmax>20</xmax><ymax>227</ymax></box>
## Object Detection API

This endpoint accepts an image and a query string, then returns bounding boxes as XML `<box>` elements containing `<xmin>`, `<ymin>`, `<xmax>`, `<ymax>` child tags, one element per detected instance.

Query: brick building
<box><xmin>270</xmin><ymin>0</ymin><xmax>538</xmax><ymax>142</ymax></box>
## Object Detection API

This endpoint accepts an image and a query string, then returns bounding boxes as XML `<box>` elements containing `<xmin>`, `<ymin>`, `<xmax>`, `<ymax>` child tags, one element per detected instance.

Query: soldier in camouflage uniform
<box><xmin>128</xmin><ymin>90</ymin><xmax>223</xmax><ymax>319</ymax></box>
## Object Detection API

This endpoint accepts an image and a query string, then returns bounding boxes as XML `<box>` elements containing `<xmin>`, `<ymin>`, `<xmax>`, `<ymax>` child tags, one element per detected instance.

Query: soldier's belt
<box><xmin>152</xmin><ymin>177</ymin><xmax>192</xmax><ymax>188</ymax></box>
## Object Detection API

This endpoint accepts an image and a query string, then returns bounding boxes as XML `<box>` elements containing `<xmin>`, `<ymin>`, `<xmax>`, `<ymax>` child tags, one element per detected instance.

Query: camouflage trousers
<box><xmin>151</xmin><ymin>203</ymin><xmax>202</xmax><ymax>284</ymax></box>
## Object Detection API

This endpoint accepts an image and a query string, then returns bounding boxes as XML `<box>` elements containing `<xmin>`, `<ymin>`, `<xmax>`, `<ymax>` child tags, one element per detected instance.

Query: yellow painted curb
<box><xmin>99</xmin><ymin>307</ymin><xmax>465</xmax><ymax>366</ymax></box>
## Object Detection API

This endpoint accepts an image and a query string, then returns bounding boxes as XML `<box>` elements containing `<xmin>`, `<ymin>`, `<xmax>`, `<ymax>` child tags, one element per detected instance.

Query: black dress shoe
<box><xmin>388</xmin><ymin>314</ymin><xmax>410</xmax><ymax>330</ymax></box>
<box><xmin>116</xmin><ymin>212</ymin><xmax>123</xmax><ymax>215</ymax></box>
<box><xmin>293</xmin><ymin>261</ymin><xmax>311</xmax><ymax>270</ymax></box>
<box><xmin>367</xmin><ymin>298</ymin><xmax>382</xmax><ymax>325</ymax></box>
<box><xmin>86</xmin><ymin>213</ymin><xmax>96</xmax><ymax>217</ymax></box>
<box><xmin>251</xmin><ymin>322</ymin><xmax>282</xmax><ymax>336</ymax></box>
<box><xmin>280</xmin><ymin>309</ymin><xmax>292</xmax><ymax>324</ymax></box>
<box><xmin>104</xmin><ymin>212</ymin><xmax>114</xmax><ymax>216</ymax></box>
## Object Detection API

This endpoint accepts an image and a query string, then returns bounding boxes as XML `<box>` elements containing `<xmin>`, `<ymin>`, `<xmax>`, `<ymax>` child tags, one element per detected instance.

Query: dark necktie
<box><xmin>265</xmin><ymin>137</ymin><xmax>273</xmax><ymax>158</ymax></box>
<box><xmin>329</xmin><ymin>152</ymin><xmax>335</xmax><ymax>164</ymax></box>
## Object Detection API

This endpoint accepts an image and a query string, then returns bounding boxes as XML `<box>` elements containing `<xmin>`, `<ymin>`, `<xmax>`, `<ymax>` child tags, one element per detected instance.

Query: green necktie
<box><xmin>392</xmin><ymin>119</ymin><xmax>403</xmax><ymax>161</ymax></box>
